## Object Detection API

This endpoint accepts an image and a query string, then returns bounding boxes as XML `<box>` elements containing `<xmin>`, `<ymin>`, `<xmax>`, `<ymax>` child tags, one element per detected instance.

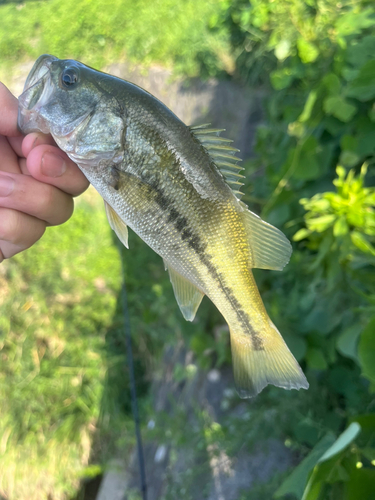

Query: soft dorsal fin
<box><xmin>190</xmin><ymin>123</ymin><xmax>245</xmax><ymax>199</ymax></box>
<box><xmin>241</xmin><ymin>205</ymin><xmax>292</xmax><ymax>271</ymax></box>
<box><xmin>104</xmin><ymin>201</ymin><xmax>129</xmax><ymax>249</ymax></box>
<box><xmin>164</xmin><ymin>260</ymin><xmax>204</xmax><ymax>321</ymax></box>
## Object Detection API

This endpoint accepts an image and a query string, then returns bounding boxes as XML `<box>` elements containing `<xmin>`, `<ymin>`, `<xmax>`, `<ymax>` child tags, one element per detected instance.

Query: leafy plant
<box><xmin>209</xmin><ymin>0</ymin><xmax>375</xmax><ymax>497</ymax></box>
<box><xmin>295</xmin><ymin>164</ymin><xmax>375</xmax><ymax>255</ymax></box>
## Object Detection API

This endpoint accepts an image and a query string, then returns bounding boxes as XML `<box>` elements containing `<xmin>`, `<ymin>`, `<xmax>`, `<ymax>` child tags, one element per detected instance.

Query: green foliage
<box><xmin>209</xmin><ymin>0</ymin><xmax>375</xmax><ymax>498</ymax></box>
<box><xmin>294</xmin><ymin>164</ymin><xmax>375</xmax><ymax>255</ymax></box>
<box><xmin>275</xmin><ymin>422</ymin><xmax>373</xmax><ymax>500</ymax></box>
<box><xmin>0</xmin><ymin>0</ymin><xmax>227</xmax><ymax>78</ymax></box>
<box><xmin>275</xmin><ymin>433</ymin><xmax>337</xmax><ymax>499</ymax></box>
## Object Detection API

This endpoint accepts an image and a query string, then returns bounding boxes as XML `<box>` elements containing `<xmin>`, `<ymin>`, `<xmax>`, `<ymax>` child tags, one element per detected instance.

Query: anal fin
<box><xmin>164</xmin><ymin>260</ymin><xmax>204</xmax><ymax>321</ymax></box>
<box><xmin>104</xmin><ymin>201</ymin><xmax>129</xmax><ymax>249</ymax></box>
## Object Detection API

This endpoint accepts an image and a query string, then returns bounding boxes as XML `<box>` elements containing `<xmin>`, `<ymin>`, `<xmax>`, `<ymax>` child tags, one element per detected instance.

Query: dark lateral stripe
<box><xmin>220</xmin><ymin>277</ymin><xmax>264</xmax><ymax>351</ymax></box>
<box><xmin>140</xmin><ymin>173</ymin><xmax>263</xmax><ymax>350</ymax></box>
<box><xmin>198</xmin><ymin>255</ymin><xmax>264</xmax><ymax>351</ymax></box>
<box><xmin>141</xmin><ymin>172</ymin><xmax>207</xmax><ymax>255</ymax></box>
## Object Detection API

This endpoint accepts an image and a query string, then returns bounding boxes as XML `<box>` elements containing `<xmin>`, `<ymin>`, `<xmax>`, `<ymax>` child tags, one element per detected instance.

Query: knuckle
<box><xmin>39</xmin><ymin>183</ymin><xmax>74</xmax><ymax>225</ymax></box>
<box><xmin>35</xmin><ymin>182</ymin><xmax>55</xmax><ymax>216</ymax></box>
<box><xmin>43</xmin><ymin>183</ymin><xmax>56</xmax><ymax>210</ymax></box>
<box><xmin>0</xmin><ymin>208</ymin><xmax>45</xmax><ymax>247</ymax></box>
<box><xmin>52</xmin><ymin>196</ymin><xmax>74</xmax><ymax>226</ymax></box>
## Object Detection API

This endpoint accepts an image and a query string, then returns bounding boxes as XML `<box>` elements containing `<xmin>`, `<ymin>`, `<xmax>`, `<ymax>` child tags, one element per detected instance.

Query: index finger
<box><xmin>26</xmin><ymin>143</ymin><xmax>90</xmax><ymax>197</ymax></box>
<box><xmin>0</xmin><ymin>82</ymin><xmax>22</xmax><ymax>137</ymax></box>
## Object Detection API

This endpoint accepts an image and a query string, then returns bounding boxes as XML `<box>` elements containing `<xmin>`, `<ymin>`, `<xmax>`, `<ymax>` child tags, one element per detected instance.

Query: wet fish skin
<box><xmin>18</xmin><ymin>55</ymin><xmax>309</xmax><ymax>397</ymax></box>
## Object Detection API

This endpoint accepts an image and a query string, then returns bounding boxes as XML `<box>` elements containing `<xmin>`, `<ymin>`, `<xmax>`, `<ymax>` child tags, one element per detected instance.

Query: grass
<box><xmin>0</xmin><ymin>188</ymin><xmax>128</xmax><ymax>499</ymax></box>
<box><xmin>0</xmin><ymin>0</ymin><xmax>229</xmax><ymax>79</ymax></box>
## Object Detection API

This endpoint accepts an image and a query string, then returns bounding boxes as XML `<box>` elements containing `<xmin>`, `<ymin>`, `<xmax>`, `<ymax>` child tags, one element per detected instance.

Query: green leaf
<box><xmin>266</xmin><ymin>204</ymin><xmax>291</xmax><ymax>227</ymax></box>
<box><xmin>299</xmin><ymin>90</ymin><xmax>318</xmax><ymax>122</ymax></box>
<box><xmin>360</xmin><ymin>447</ymin><xmax>375</xmax><ymax>463</ymax></box>
<box><xmin>324</xmin><ymin>116</ymin><xmax>347</xmax><ymax>136</ymax></box>
<box><xmin>336</xmin><ymin>324</ymin><xmax>361</xmax><ymax>362</ymax></box>
<box><xmin>349</xmin><ymin>414</ymin><xmax>375</xmax><ymax>443</ymax></box>
<box><xmin>274</xmin><ymin>434</ymin><xmax>336</xmax><ymax>499</ymax></box>
<box><xmin>335</xmin><ymin>8</ymin><xmax>375</xmax><ymax>37</ymax></box>
<box><xmin>306</xmin><ymin>348</ymin><xmax>328</xmax><ymax>370</ymax></box>
<box><xmin>357</xmin><ymin>131</ymin><xmax>375</xmax><ymax>156</ymax></box>
<box><xmin>323</xmin><ymin>96</ymin><xmax>357</xmax><ymax>122</ymax></box>
<box><xmin>323</xmin><ymin>73</ymin><xmax>341</xmax><ymax>95</ymax></box>
<box><xmin>368</xmin><ymin>103</ymin><xmax>375</xmax><ymax>122</ymax></box>
<box><xmin>270</xmin><ymin>67</ymin><xmax>294</xmax><ymax>90</ymax></box>
<box><xmin>358</xmin><ymin>317</ymin><xmax>375</xmax><ymax>383</ymax></box>
<box><xmin>294</xmin><ymin>136</ymin><xmax>320</xmax><ymax>180</ymax></box>
<box><xmin>302</xmin><ymin>474</ymin><xmax>324</xmax><ymax>500</ymax></box>
<box><xmin>351</xmin><ymin>232</ymin><xmax>375</xmax><ymax>256</ymax></box>
<box><xmin>307</xmin><ymin>214</ymin><xmax>336</xmax><ymax>232</ymax></box>
<box><xmin>297</xmin><ymin>38</ymin><xmax>319</xmax><ymax>64</ymax></box>
<box><xmin>288</xmin><ymin>121</ymin><xmax>306</xmax><ymax>138</ymax></box>
<box><xmin>328</xmin><ymin>367</ymin><xmax>360</xmax><ymax>398</ymax></box>
<box><xmin>293</xmin><ymin>228</ymin><xmax>311</xmax><ymax>241</ymax></box>
<box><xmin>302</xmin><ymin>460</ymin><xmax>346</xmax><ymax>500</ymax></box>
<box><xmin>275</xmin><ymin>39</ymin><xmax>291</xmax><ymax>61</ymax></box>
<box><xmin>342</xmin><ymin>67</ymin><xmax>360</xmax><ymax>82</ymax></box>
<box><xmin>333</xmin><ymin>216</ymin><xmax>349</xmax><ymax>237</ymax></box>
<box><xmin>340</xmin><ymin>150</ymin><xmax>360</xmax><ymax>168</ymax></box>
<box><xmin>295</xmin><ymin>419</ymin><xmax>320</xmax><ymax>447</ymax></box>
<box><xmin>318</xmin><ymin>423</ymin><xmax>361</xmax><ymax>463</ymax></box>
<box><xmin>346</xmin><ymin>35</ymin><xmax>375</xmax><ymax>69</ymax></box>
<box><xmin>346</xmin><ymin>60</ymin><xmax>375</xmax><ymax>102</ymax></box>
<box><xmin>301</xmin><ymin>424</ymin><xmax>362</xmax><ymax>500</ymax></box>
<box><xmin>340</xmin><ymin>135</ymin><xmax>358</xmax><ymax>152</ymax></box>
<box><xmin>344</xmin><ymin>468</ymin><xmax>375</xmax><ymax>500</ymax></box>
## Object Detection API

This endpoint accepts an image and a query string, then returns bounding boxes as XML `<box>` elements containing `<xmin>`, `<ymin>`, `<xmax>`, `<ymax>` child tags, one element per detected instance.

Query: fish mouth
<box><xmin>17</xmin><ymin>54</ymin><xmax>58</xmax><ymax>135</ymax></box>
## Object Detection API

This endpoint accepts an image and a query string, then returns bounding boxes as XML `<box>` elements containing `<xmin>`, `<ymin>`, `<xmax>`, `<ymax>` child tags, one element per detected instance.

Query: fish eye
<box><xmin>61</xmin><ymin>68</ymin><xmax>79</xmax><ymax>88</ymax></box>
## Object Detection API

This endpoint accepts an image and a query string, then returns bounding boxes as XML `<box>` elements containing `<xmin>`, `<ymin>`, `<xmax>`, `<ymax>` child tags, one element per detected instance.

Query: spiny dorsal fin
<box><xmin>164</xmin><ymin>259</ymin><xmax>204</xmax><ymax>321</ymax></box>
<box><xmin>190</xmin><ymin>123</ymin><xmax>245</xmax><ymax>199</ymax></box>
<box><xmin>104</xmin><ymin>201</ymin><xmax>129</xmax><ymax>249</ymax></box>
<box><xmin>241</xmin><ymin>206</ymin><xmax>292</xmax><ymax>271</ymax></box>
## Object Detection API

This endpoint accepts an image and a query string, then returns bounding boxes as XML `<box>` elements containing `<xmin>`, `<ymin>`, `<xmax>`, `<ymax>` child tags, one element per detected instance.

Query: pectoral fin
<box><xmin>104</xmin><ymin>201</ymin><xmax>129</xmax><ymax>249</ymax></box>
<box><xmin>241</xmin><ymin>207</ymin><xmax>292</xmax><ymax>271</ymax></box>
<box><xmin>164</xmin><ymin>260</ymin><xmax>204</xmax><ymax>321</ymax></box>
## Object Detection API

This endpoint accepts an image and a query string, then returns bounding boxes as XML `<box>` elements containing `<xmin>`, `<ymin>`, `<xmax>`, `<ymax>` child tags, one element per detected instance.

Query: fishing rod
<box><xmin>119</xmin><ymin>244</ymin><xmax>148</xmax><ymax>500</ymax></box>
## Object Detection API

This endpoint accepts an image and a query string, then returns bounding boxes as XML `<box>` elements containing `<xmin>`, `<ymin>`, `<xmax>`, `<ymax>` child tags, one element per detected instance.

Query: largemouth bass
<box><xmin>18</xmin><ymin>55</ymin><xmax>308</xmax><ymax>397</ymax></box>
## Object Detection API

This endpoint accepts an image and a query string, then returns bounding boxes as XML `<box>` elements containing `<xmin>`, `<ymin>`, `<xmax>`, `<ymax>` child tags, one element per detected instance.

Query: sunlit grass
<box><xmin>0</xmin><ymin>0</ymin><xmax>227</xmax><ymax>77</ymax></box>
<box><xmin>0</xmin><ymin>188</ymin><xmax>127</xmax><ymax>499</ymax></box>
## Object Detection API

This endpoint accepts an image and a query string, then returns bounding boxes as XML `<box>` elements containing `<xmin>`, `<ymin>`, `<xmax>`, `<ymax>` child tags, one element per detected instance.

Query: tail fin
<box><xmin>230</xmin><ymin>322</ymin><xmax>309</xmax><ymax>398</ymax></box>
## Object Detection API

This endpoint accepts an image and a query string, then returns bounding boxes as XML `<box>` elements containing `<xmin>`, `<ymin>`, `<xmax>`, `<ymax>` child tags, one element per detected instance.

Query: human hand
<box><xmin>0</xmin><ymin>82</ymin><xmax>90</xmax><ymax>262</ymax></box>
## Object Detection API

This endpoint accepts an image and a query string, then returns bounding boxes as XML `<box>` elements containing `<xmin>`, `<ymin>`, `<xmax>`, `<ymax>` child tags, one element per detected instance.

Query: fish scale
<box><xmin>18</xmin><ymin>54</ymin><xmax>309</xmax><ymax>398</ymax></box>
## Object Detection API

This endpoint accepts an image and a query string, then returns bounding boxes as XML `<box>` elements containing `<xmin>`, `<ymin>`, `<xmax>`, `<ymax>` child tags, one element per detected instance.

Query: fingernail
<box><xmin>41</xmin><ymin>152</ymin><xmax>67</xmax><ymax>177</ymax></box>
<box><xmin>0</xmin><ymin>175</ymin><xmax>15</xmax><ymax>197</ymax></box>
